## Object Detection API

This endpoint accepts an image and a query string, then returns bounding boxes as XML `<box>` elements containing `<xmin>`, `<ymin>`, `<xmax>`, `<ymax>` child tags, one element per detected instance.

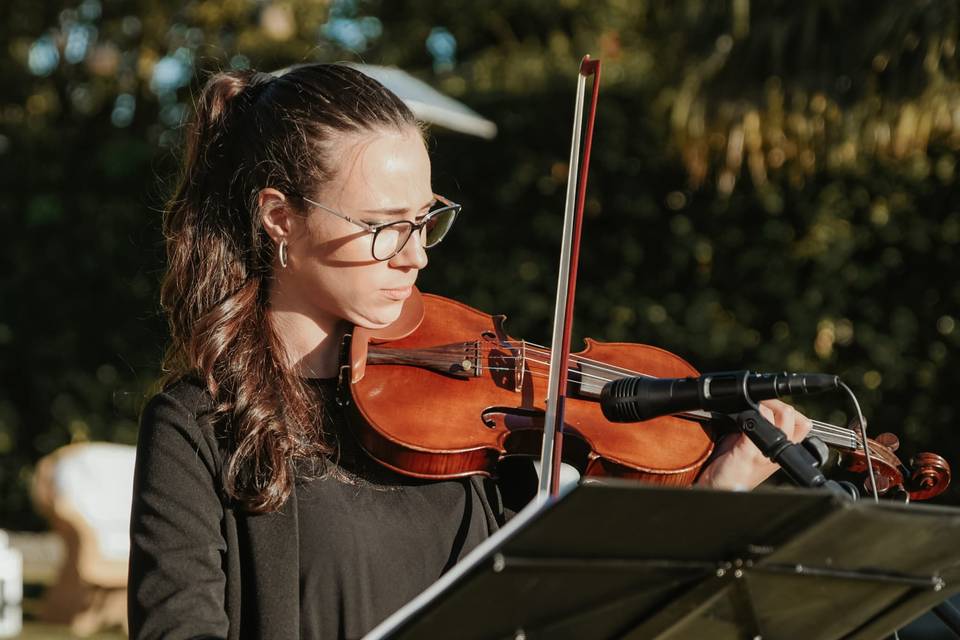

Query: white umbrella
<box><xmin>348</xmin><ymin>63</ymin><xmax>497</xmax><ymax>140</ymax></box>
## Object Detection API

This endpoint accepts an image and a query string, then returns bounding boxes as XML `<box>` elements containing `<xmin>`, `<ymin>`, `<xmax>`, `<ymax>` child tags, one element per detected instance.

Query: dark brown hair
<box><xmin>160</xmin><ymin>64</ymin><xmax>418</xmax><ymax>512</ymax></box>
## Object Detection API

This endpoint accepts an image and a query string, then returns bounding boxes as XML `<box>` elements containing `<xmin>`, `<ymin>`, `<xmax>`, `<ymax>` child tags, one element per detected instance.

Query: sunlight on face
<box><xmin>277</xmin><ymin>127</ymin><xmax>434</xmax><ymax>333</ymax></box>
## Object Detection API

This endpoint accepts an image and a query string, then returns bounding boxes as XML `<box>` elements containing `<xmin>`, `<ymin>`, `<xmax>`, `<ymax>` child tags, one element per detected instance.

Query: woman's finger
<box><xmin>759</xmin><ymin>399</ymin><xmax>812</xmax><ymax>442</ymax></box>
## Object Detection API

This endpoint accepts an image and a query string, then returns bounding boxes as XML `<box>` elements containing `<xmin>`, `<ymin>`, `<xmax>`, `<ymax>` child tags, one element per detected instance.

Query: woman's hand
<box><xmin>694</xmin><ymin>399</ymin><xmax>813</xmax><ymax>491</ymax></box>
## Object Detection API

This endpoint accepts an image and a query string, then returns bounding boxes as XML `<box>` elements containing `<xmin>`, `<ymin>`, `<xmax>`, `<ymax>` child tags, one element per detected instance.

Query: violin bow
<box><xmin>538</xmin><ymin>55</ymin><xmax>602</xmax><ymax>500</ymax></box>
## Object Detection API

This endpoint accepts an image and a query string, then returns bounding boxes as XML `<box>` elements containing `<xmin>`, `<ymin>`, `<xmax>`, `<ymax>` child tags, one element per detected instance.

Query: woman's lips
<box><xmin>382</xmin><ymin>286</ymin><xmax>412</xmax><ymax>301</ymax></box>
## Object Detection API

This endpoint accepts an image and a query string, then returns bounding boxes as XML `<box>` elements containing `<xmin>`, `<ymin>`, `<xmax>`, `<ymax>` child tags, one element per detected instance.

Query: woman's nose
<box><xmin>390</xmin><ymin>234</ymin><xmax>428</xmax><ymax>269</ymax></box>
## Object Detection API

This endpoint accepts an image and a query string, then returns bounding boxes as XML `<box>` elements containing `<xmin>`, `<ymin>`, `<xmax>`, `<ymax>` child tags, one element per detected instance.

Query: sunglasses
<box><xmin>298</xmin><ymin>194</ymin><xmax>462</xmax><ymax>261</ymax></box>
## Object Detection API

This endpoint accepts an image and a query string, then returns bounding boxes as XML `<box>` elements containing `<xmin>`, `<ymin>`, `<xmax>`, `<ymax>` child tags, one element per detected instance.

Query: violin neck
<box><xmin>808</xmin><ymin>420</ymin><xmax>860</xmax><ymax>452</ymax></box>
<box><xmin>677</xmin><ymin>411</ymin><xmax>860</xmax><ymax>453</ymax></box>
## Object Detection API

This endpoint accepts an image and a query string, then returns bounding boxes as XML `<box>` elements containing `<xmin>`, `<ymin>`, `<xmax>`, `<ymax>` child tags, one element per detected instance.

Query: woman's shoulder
<box><xmin>140</xmin><ymin>375</ymin><xmax>222</xmax><ymax>458</ymax></box>
<box><xmin>151</xmin><ymin>374</ymin><xmax>214</xmax><ymax>414</ymax></box>
<box><xmin>133</xmin><ymin>376</ymin><xmax>231</xmax><ymax>538</ymax></box>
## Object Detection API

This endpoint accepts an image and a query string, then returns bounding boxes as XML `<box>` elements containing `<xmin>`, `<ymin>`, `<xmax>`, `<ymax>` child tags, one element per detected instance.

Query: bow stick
<box><xmin>538</xmin><ymin>55</ymin><xmax>602</xmax><ymax>500</ymax></box>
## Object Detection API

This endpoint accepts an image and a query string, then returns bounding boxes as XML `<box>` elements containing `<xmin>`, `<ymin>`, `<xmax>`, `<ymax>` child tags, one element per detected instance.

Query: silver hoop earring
<box><xmin>278</xmin><ymin>240</ymin><xmax>288</xmax><ymax>268</ymax></box>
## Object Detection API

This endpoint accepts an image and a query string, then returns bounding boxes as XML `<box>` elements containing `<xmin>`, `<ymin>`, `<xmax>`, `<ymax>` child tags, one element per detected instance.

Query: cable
<box><xmin>839</xmin><ymin>381</ymin><xmax>879</xmax><ymax>502</ymax></box>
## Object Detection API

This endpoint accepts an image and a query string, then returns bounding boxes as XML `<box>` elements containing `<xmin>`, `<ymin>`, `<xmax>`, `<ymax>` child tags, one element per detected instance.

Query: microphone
<box><xmin>600</xmin><ymin>370</ymin><xmax>839</xmax><ymax>423</ymax></box>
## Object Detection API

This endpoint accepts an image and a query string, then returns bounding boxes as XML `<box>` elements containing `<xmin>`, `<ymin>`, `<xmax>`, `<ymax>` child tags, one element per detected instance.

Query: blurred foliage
<box><xmin>3</xmin><ymin>0</ymin><xmax>960</xmax><ymax>529</ymax></box>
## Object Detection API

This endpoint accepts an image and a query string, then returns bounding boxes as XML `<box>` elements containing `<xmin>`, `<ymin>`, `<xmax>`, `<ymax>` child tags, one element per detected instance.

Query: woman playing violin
<box><xmin>128</xmin><ymin>63</ymin><xmax>811</xmax><ymax>640</ymax></box>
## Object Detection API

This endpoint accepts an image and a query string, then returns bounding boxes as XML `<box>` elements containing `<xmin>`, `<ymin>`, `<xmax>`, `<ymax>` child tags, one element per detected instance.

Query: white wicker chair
<box><xmin>32</xmin><ymin>442</ymin><xmax>135</xmax><ymax>636</ymax></box>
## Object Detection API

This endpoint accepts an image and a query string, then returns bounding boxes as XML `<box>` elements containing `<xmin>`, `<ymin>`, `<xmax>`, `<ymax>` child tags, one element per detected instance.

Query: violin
<box><xmin>336</xmin><ymin>287</ymin><xmax>951</xmax><ymax>501</ymax></box>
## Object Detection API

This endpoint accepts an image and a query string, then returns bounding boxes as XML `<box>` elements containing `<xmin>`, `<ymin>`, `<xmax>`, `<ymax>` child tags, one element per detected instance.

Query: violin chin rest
<box><xmin>350</xmin><ymin>287</ymin><xmax>426</xmax><ymax>383</ymax></box>
<box><xmin>367</xmin><ymin>286</ymin><xmax>425</xmax><ymax>343</ymax></box>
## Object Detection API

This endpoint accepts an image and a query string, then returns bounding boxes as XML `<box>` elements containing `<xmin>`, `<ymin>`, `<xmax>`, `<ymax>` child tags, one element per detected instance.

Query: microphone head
<box><xmin>600</xmin><ymin>376</ymin><xmax>698</xmax><ymax>422</ymax></box>
<box><xmin>600</xmin><ymin>376</ymin><xmax>645</xmax><ymax>423</ymax></box>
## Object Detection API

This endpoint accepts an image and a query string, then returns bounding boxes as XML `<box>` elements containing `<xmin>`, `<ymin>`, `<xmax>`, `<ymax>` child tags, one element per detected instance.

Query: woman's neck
<box><xmin>267</xmin><ymin>307</ymin><xmax>347</xmax><ymax>379</ymax></box>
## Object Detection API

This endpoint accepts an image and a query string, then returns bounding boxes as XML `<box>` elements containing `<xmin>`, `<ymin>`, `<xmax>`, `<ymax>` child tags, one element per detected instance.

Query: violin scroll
<box><xmin>907</xmin><ymin>452</ymin><xmax>952</xmax><ymax>501</ymax></box>
<box><xmin>841</xmin><ymin>433</ymin><xmax>952</xmax><ymax>501</ymax></box>
<box><xmin>867</xmin><ymin>431</ymin><xmax>951</xmax><ymax>501</ymax></box>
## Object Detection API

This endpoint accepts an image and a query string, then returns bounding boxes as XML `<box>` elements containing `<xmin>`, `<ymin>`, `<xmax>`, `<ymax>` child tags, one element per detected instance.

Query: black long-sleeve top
<box><xmin>128</xmin><ymin>377</ymin><xmax>510</xmax><ymax>640</ymax></box>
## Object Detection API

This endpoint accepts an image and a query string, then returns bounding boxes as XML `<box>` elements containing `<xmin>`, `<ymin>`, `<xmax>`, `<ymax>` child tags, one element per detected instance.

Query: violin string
<box><xmin>810</xmin><ymin>429</ymin><xmax>854</xmax><ymax>442</ymax></box>
<box><xmin>504</xmin><ymin>344</ymin><xmax>875</xmax><ymax>450</ymax></box>
<box><xmin>521</xmin><ymin>356</ymin><xmax>631</xmax><ymax>384</ymax></box>
<box><xmin>480</xmin><ymin>345</ymin><xmax>857</xmax><ymax>442</ymax></box>
<box><xmin>810</xmin><ymin>430</ymin><xmax>860</xmax><ymax>450</ymax></box>
<box><xmin>428</xmin><ymin>348</ymin><xmax>860</xmax><ymax>444</ymax></box>
<box><xmin>379</xmin><ymin>343</ymin><xmax>875</xmax><ymax>456</ymax></box>
<box><xmin>807</xmin><ymin>425</ymin><xmax>885</xmax><ymax>458</ymax></box>
<box><xmin>492</xmin><ymin>360</ymin><xmax>863</xmax><ymax>446</ymax></box>
<box><xmin>809</xmin><ymin>423</ymin><xmax>853</xmax><ymax>438</ymax></box>
<box><xmin>488</xmin><ymin>343</ymin><xmax>871</xmax><ymax>448</ymax></box>
<box><xmin>809</xmin><ymin>431</ymin><xmax>857</xmax><ymax>448</ymax></box>
<box><xmin>396</xmin><ymin>348</ymin><xmax>886</xmax><ymax>488</ymax></box>
<box><xmin>471</xmin><ymin>348</ymin><xmax>645</xmax><ymax>386</ymax></box>
<box><xmin>810</xmin><ymin>421</ymin><xmax>858</xmax><ymax>439</ymax></box>
<box><xmin>520</xmin><ymin>358</ymin><xmax>863</xmax><ymax>448</ymax></box>
<box><xmin>522</xmin><ymin>341</ymin><xmax>676</xmax><ymax>379</ymax></box>
<box><xmin>519</xmin><ymin>346</ymin><xmax>867</xmax><ymax>446</ymax></box>
<box><xmin>810</xmin><ymin>420</ymin><xmax>874</xmax><ymax>447</ymax></box>
<box><xmin>418</xmin><ymin>351</ymin><xmax>863</xmax><ymax>442</ymax></box>
<box><xmin>409</xmin><ymin>368</ymin><xmax>880</xmax><ymax>456</ymax></box>
<box><xmin>811</xmin><ymin>419</ymin><xmax>851</xmax><ymax>433</ymax></box>
<box><xmin>482</xmin><ymin>340</ymin><xmax>650</xmax><ymax>380</ymax></box>
<box><xmin>509</xmin><ymin>362</ymin><xmax>867</xmax><ymax>450</ymax></box>
<box><xmin>522</xmin><ymin>343</ymin><xmax>650</xmax><ymax>379</ymax></box>
<box><xmin>509</xmin><ymin>343</ymin><xmax>672</xmax><ymax>383</ymax></box>
<box><xmin>810</xmin><ymin>433</ymin><xmax>857</xmax><ymax>448</ymax></box>
<box><xmin>462</xmin><ymin>338</ymin><xmax>672</xmax><ymax>381</ymax></box>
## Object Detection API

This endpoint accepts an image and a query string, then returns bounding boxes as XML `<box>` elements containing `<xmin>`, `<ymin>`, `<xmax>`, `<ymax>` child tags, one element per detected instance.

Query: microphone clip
<box><xmin>725</xmin><ymin>408</ymin><xmax>856</xmax><ymax>501</ymax></box>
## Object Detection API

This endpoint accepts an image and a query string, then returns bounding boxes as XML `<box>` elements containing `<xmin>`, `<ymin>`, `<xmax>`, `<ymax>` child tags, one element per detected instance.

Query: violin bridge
<box><xmin>514</xmin><ymin>340</ymin><xmax>526</xmax><ymax>393</ymax></box>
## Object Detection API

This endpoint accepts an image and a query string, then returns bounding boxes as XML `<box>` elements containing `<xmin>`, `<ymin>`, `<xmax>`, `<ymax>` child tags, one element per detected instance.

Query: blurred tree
<box><xmin>2</xmin><ymin>0</ymin><xmax>960</xmax><ymax>528</ymax></box>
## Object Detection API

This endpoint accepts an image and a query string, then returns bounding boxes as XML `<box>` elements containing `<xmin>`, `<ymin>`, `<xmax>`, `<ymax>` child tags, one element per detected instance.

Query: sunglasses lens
<box><xmin>422</xmin><ymin>207</ymin><xmax>458</xmax><ymax>248</ymax></box>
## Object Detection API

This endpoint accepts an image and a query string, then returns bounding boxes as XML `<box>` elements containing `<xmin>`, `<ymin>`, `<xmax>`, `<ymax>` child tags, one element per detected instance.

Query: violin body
<box><xmin>339</xmin><ymin>290</ymin><xmax>715</xmax><ymax>485</ymax></box>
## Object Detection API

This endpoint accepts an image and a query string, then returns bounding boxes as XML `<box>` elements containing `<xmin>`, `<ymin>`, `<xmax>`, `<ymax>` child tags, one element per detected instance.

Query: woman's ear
<box><xmin>258</xmin><ymin>188</ymin><xmax>295</xmax><ymax>243</ymax></box>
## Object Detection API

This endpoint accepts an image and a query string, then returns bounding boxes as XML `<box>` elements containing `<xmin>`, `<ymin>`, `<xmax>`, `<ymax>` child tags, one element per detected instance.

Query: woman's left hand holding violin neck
<box><xmin>694</xmin><ymin>400</ymin><xmax>813</xmax><ymax>491</ymax></box>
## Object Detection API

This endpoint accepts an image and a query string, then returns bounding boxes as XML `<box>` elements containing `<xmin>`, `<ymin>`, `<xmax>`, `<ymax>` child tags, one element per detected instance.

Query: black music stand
<box><xmin>364</xmin><ymin>481</ymin><xmax>960</xmax><ymax>640</ymax></box>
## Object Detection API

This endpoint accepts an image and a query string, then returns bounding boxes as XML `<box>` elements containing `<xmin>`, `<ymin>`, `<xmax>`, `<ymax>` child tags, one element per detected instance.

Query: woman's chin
<box><xmin>351</xmin><ymin>301</ymin><xmax>404</xmax><ymax>330</ymax></box>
